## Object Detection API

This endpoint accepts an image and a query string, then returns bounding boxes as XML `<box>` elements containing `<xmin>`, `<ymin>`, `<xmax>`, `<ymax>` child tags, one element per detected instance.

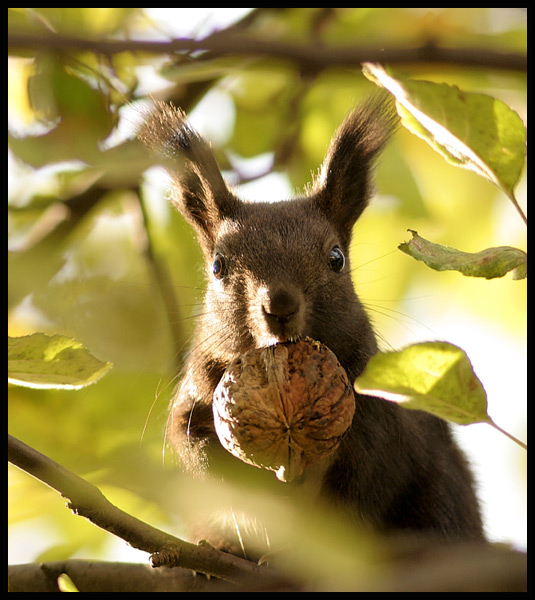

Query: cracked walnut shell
<box><xmin>213</xmin><ymin>339</ymin><xmax>355</xmax><ymax>483</ymax></box>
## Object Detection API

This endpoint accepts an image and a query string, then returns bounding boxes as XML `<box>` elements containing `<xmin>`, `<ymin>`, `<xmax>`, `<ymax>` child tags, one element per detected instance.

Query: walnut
<box><xmin>212</xmin><ymin>339</ymin><xmax>355</xmax><ymax>483</ymax></box>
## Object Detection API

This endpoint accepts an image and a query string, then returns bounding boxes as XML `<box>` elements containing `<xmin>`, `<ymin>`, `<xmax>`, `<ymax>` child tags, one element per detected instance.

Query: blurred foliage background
<box><xmin>8</xmin><ymin>7</ymin><xmax>526</xmax><ymax>569</ymax></box>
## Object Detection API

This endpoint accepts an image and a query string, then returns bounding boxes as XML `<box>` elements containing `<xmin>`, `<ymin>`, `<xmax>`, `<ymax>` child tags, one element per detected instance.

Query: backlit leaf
<box><xmin>363</xmin><ymin>63</ymin><xmax>527</xmax><ymax>198</ymax></box>
<box><xmin>354</xmin><ymin>341</ymin><xmax>491</xmax><ymax>426</ymax></box>
<box><xmin>8</xmin><ymin>333</ymin><xmax>112</xmax><ymax>390</ymax></box>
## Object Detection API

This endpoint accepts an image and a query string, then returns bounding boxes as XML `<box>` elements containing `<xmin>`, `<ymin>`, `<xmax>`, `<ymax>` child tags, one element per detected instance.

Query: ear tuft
<box><xmin>312</xmin><ymin>95</ymin><xmax>397</xmax><ymax>246</ymax></box>
<box><xmin>138</xmin><ymin>101</ymin><xmax>239</xmax><ymax>248</ymax></box>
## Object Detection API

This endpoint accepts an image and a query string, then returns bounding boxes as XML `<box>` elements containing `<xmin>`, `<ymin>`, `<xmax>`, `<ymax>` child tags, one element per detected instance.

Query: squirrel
<box><xmin>138</xmin><ymin>97</ymin><xmax>484</xmax><ymax>555</ymax></box>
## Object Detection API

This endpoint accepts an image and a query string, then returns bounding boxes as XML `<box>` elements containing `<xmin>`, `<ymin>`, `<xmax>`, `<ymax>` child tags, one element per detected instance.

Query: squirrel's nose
<box><xmin>260</xmin><ymin>284</ymin><xmax>305</xmax><ymax>340</ymax></box>
<box><xmin>263</xmin><ymin>288</ymin><xmax>300</xmax><ymax>323</ymax></box>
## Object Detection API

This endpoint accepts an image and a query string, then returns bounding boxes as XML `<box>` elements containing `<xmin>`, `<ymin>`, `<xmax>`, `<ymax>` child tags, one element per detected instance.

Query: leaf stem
<box><xmin>508</xmin><ymin>192</ymin><xmax>527</xmax><ymax>226</ymax></box>
<box><xmin>488</xmin><ymin>419</ymin><xmax>527</xmax><ymax>450</ymax></box>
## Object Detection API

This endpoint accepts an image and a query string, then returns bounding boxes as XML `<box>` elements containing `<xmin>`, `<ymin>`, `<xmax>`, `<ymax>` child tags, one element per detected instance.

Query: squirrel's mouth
<box><xmin>254</xmin><ymin>332</ymin><xmax>301</xmax><ymax>349</ymax></box>
<box><xmin>255</xmin><ymin>307</ymin><xmax>306</xmax><ymax>347</ymax></box>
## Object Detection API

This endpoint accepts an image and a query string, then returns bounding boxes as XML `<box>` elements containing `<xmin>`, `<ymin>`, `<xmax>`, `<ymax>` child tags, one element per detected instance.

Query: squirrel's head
<box><xmin>139</xmin><ymin>99</ymin><xmax>396</xmax><ymax>372</ymax></box>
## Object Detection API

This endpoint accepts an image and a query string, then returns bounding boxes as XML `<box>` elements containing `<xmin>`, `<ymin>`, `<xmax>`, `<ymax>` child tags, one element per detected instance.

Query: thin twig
<box><xmin>136</xmin><ymin>191</ymin><xmax>184</xmax><ymax>374</ymax></box>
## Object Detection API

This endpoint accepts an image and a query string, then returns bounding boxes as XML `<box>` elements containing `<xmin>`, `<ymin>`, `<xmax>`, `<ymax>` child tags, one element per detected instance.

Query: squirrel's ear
<box><xmin>138</xmin><ymin>101</ymin><xmax>239</xmax><ymax>248</ymax></box>
<box><xmin>312</xmin><ymin>96</ymin><xmax>397</xmax><ymax>247</ymax></box>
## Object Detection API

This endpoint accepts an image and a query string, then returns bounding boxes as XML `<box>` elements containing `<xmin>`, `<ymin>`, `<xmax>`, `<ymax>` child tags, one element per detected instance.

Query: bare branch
<box><xmin>8</xmin><ymin>544</ymin><xmax>527</xmax><ymax>592</ymax></box>
<box><xmin>8</xmin><ymin>560</ymin><xmax>239</xmax><ymax>592</ymax></box>
<box><xmin>7</xmin><ymin>435</ymin><xmax>281</xmax><ymax>585</ymax></box>
<box><xmin>8</xmin><ymin>31</ymin><xmax>527</xmax><ymax>72</ymax></box>
<box><xmin>7</xmin><ymin>436</ymin><xmax>527</xmax><ymax>591</ymax></box>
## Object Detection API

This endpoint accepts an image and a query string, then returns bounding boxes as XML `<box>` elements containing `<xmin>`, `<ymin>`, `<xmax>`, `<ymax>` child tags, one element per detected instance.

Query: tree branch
<box><xmin>8</xmin><ymin>560</ymin><xmax>240</xmax><ymax>592</ymax></box>
<box><xmin>7</xmin><ymin>435</ymin><xmax>527</xmax><ymax>591</ymax></box>
<box><xmin>7</xmin><ymin>434</ymin><xmax>282</xmax><ymax>586</ymax></box>
<box><xmin>8</xmin><ymin>544</ymin><xmax>527</xmax><ymax>592</ymax></box>
<box><xmin>8</xmin><ymin>31</ymin><xmax>527</xmax><ymax>73</ymax></box>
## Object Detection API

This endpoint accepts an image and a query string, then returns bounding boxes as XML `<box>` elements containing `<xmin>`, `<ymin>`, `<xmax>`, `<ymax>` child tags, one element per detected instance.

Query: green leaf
<box><xmin>399</xmin><ymin>230</ymin><xmax>527</xmax><ymax>279</ymax></box>
<box><xmin>354</xmin><ymin>341</ymin><xmax>491</xmax><ymax>426</ymax></box>
<box><xmin>8</xmin><ymin>333</ymin><xmax>112</xmax><ymax>390</ymax></box>
<box><xmin>363</xmin><ymin>63</ymin><xmax>527</xmax><ymax>198</ymax></box>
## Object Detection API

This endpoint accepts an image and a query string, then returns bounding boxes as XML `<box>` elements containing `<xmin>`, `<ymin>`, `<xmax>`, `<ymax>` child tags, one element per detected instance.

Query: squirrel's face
<box><xmin>138</xmin><ymin>98</ymin><xmax>393</xmax><ymax>372</ymax></box>
<box><xmin>202</xmin><ymin>198</ymin><xmax>358</xmax><ymax>355</ymax></box>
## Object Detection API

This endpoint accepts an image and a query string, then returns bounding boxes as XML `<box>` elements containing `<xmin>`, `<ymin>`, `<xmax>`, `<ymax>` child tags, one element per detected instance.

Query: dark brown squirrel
<box><xmin>139</xmin><ymin>97</ymin><xmax>484</xmax><ymax>551</ymax></box>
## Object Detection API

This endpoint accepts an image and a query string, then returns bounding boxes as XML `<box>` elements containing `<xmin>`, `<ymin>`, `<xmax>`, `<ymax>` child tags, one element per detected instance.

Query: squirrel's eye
<box><xmin>212</xmin><ymin>253</ymin><xmax>228</xmax><ymax>279</ymax></box>
<box><xmin>329</xmin><ymin>246</ymin><xmax>345</xmax><ymax>273</ymax></box>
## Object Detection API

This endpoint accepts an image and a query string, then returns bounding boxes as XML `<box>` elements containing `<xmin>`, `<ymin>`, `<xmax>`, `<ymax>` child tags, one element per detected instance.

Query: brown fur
<box><xmin>139</xmin><ymin>98</ymin><xmax>484</xmax><ymax>550</ymax></box>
